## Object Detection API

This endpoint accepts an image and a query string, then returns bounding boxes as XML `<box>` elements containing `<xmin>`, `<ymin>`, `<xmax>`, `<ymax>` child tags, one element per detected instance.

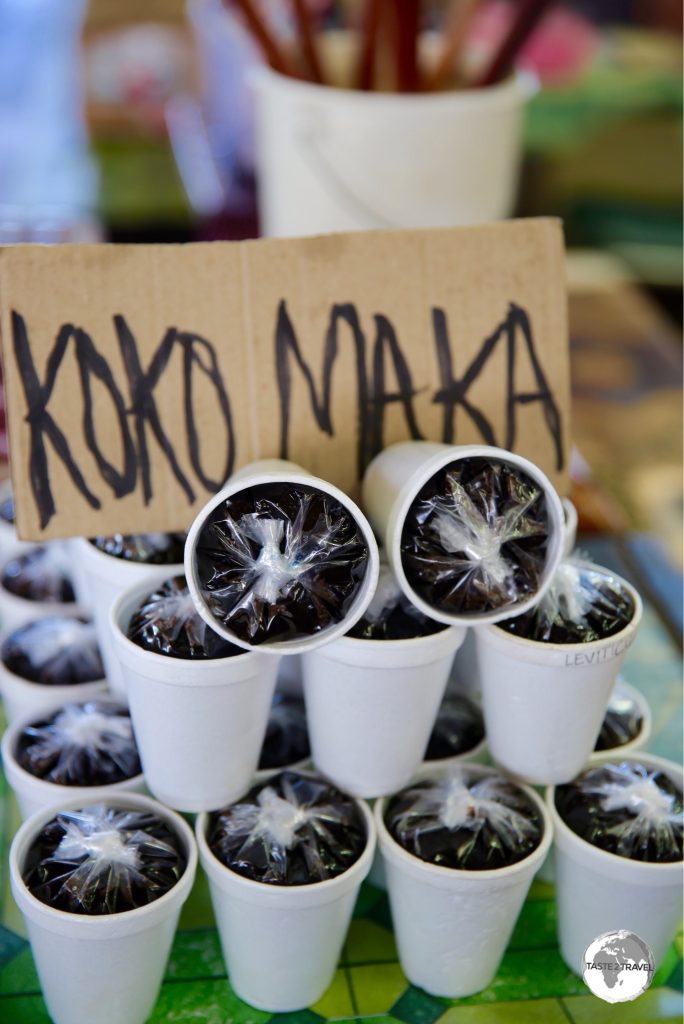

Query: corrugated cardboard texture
<box><xmin>0</xmin><ymin>220</ymin><xmax>570</xmax><ymax>540</ymax></box>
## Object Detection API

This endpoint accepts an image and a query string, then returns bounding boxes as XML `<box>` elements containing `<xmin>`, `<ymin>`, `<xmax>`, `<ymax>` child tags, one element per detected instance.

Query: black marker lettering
<box><xmin>180</xmin><ymin>331</ymin><xmax>235</xmax><ymax>490</ymax></box>
<box><xmin>432</xmin><ymin>304</ymin><xmax>564</xmax><ymax>470</ymax></box>
<box><xmin>73</xmin><ymin>327</ymin><xmax>137</xmax><ymax>497</ymax></box>
<box><xmin>114</xmin><ymin>316</ymin><xmax>195</xmax><ymax>506</ymax></box>
<box><xmin>505</xmin><ymin>303</ymin><xmax>564</xmax><ymax>471</ymax></box>
<box><xmin>275</xmin><ymin>300</ymin><xmax>370</xmax><ymax>478</ymax></box>
<box><xmin>368</xmin><ymin>313</ymin><xmax>425</xmax><ymax>460</ymax></box>
<box><xmin>11</xmin><ymin>313</ymin><xmax>101</xmax><ymax>529</ymax></box>
<box><xmin>431</xmin><ymin>307</ymin><xmax>498</xmax><ymax>445</ymax></box>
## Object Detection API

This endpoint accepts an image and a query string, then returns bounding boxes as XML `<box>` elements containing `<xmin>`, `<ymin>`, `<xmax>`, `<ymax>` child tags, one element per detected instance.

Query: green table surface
<box><xmin>0</xmin><ymin>538</ymin><xmax>681</xmax><ymax>1024</ymax></box>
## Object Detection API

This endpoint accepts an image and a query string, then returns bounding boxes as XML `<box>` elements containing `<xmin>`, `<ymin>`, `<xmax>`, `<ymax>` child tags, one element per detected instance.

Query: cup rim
<box><xmin>375</xmin><ymin>762</ymin><xmax>553</xmax><ymax>883</ymax></box>
<box><xmin>422</xmin><ymin>734</ymin><xmax>488</xmax><ymax>769</ymax></box>
<box><xmin>1</xmin><ymin>697</ymin><xmax>145</xmax><ymax>799</ymax></box>
<box><xmin>309</xmin><ymin>621</ymin><xmax>466</xmax><ymax>658</ymax></box>
<box><xmin>110</xmin><ymin>568</ymin><xmax>263</xmax><ymax>677</ymax></box>
<box><xmin>184</xmin><ymin>469</ymin><xmax>380</xmax><ymax>654</ymax></box>
<box><xmin>250</xmin><ymin>46</ymin><xmax>531</xmax><ymax>107</ymax></box>
<box><xmin>0</xmin><ymin>653</ymin><xmax>107</xmax><ymax>693</ymax></box>
<box><xmin>545</xmin><ymin>751</ymin><xmax>684</xmax><ymax>877</ymax></box>
<box><xmin>0</xmin><ymin>577</ymin><xmax>82</xmax><ymax>615</ymax></box>
<box><xmin>72</xmin><ymin>535</ymin><xmax>184</xmax><ymax>566</ymax></box>
<box><xmin>588</xmin><ymin>678</ymin><xmax>652</xmax><ymax>764</ymax></box>
<box><xmin>253</xmin><ymin>756</ymin><xmax>312</xmax><ymax>783</ymax></box>
<box><xmin>196</xmin><ymin>776</ymin><xmax>376</xmax><ymax>899</ymax></box>
<box><xmin>9</xmin><ymin>791</ymin><xmax>198</xmax><ymax>927</ymax></box>
<box><xmin>477</xmin><ymin>561</ymin><xmax>643</xmax><ymax>655</ymax></box>
<box><xmin>385</xmin><ymin>444</ymin><xmax>566</xmax><ymax>627</ymax></box>
<box><xmin>0</xmin><ymin>616</ymin><xmax>107</xmax><ymax>704</ymax></box>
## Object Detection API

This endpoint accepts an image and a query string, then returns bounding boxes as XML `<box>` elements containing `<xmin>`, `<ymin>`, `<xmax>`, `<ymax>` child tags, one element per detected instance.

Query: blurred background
<box><xmin>0</xmin><ymin>0</ymin><xmax>681</xmax><ymax>605</ymax></box>
<box><xmin>1</xmin><ymin>2</ymin><xmax>680</xmax><ymax>268</ymax></box>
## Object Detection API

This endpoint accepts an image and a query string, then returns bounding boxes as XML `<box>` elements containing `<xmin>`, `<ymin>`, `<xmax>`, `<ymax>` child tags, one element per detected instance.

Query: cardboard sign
<box><xmin>0</xmin><ymin>218</ymin><xmax>570</xmax><ymax>540</ymax></box>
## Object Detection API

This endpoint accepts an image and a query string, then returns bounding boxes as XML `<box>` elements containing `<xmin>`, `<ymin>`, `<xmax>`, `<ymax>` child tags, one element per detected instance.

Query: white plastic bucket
<box><xmin>252</xmin><ymin>33</ymin><xmax>532</xmax><ymax>236</ymax></box>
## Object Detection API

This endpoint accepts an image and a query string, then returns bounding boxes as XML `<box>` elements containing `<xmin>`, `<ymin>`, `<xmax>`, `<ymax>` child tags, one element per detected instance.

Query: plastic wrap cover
<box><xmin>2</xmin><ymin>546</ymin><xmax>75</xmax><ymax>603</ymax></box>
<box><xmin>347</xmin><ymin>557</ymin><xmax>445</xmax><ymax>640</ymax></box>
<box><xmin>555</xmin><ymin>761</ymin><xmax>683</xmax><ymax>863</ymax></box>
<box><xmin>385</xmin><ymin>769</ymin><xmax>544</xmax><ymax>870</ymax></box>
<box><xmin>193</xmin><ymin>483</ymin><xmax>370</xmax><ymax>646</ymax></box>
<box><xmin>127</xmin><ymin>575</ymin><xmax>243</xmax><ymax>660</ymax></box>
<box><xmin>498</xmin><ymin>558</ymin><xmax>635</xmax><ymax>644</ymax></box>
<box><xmin>208</xmin><ymin>771</ymin><xmax>367</xmax><ymax>885</ymax></box>
<box><xmin>424</xmin><ymin>695</ymin><xmax>485</xmax><ymax>761</ymax></box>
<box><xmin>91</xmin><ymin>532</ymin><xmax>186</xmax><ymax>564</ymax></box>
<box><xmin>258</xmin><ymin>694</ymin><xmax>310</xmax><ymax>771</ymax></box>
<box><xmin>16</xmin><ymin>701</ymin><xmax>141</xmax><ymax>787</ymax></box>
<box><xmin>595</xmin><ymin>690</ymin><xmax>644</xmax><ymax>752</ymax></box>
<box><xmin>23</xmin><ymin>805</ymin><xmax>187</xmax><ymax>914</ymax></box>
<box><xmin>2</xmin><ymin>617</ymin><xmax>104</xmax><ymax>684</ymax></box>
<box><xmin>401</xmin><ymin>457</ymin><xmax>551</xmax><ymax>618</ymax></box>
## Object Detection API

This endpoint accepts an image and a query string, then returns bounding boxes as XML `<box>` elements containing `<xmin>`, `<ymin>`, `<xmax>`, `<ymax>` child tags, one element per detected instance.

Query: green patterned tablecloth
<box><xmin>0</xmin><ymin>538</ymin><xmax>682</xmax><ymax>1024</ymax></box>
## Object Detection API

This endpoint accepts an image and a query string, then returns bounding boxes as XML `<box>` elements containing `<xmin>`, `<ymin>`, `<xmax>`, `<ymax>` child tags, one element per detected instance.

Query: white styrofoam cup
<box><xmin>362</xmin><ymin>442</ymin><xmax>565</xmax><ymax>626</ymax></box>
<box><xmin>9</xmin><ymin>792</ymin><xmax>197</xmax><ymax>1024</ymax></box>
<box><xmin>376</xmin><ymin>764</ymin><xmax>552</xmax><ymax>996</ymax></box>
<box><xmin>368</xmin><ymin>724</ymin><xmax>489</xmax><ymax>893</ymax></box>
<box><xmin>1</xmin><ymin>699</ymin><xmax>146</xmax><ymax>820</ymax></box>
<box><xmin>0</xmin><ymin>554</ymin><xmax>84</xmax><ymax>639</ymax></box>
<box><xmin>475</xmin><ymin>567</ymin><xmax>642</xmax><ymax>785</ymax></box>
<box><xmin>547</xmin><ymin>752</ymin><xmax>683</xmax><ymax>974</ymax></box>
<box><xmin>71</xmin><ymin>537</ymin><xmax>184</xmax><ymax>696</ymax></box>
<box><xmin>302</xmin><ymin>625</ymin><xmax>465</xmax><ymax>797</ymax></box>
<box><xmin>196</xmin><ymin>795</ymin><xmax>375</xmax><ymax>1011</ymax></box>
<box><xmin>0</xmin><ymin>658</ymin><xmax>107</xmax><ymax>727</ymax></box>
<box><xmin>111</xmin><ymin>571</ymin><xmax>279</xmax><ymax>811</ymax></box>
<box><xmin>588</xmin><ymin>678</ymin><xmax>652</xmax><ymax>764</ymax></box>
<box><xmin>185</xmin><ymin>459</ymin><xmax>379</xmax><ymax>654</ymax></box>
<box><xmin>536</xmin><ymin>678</ymin><xmax>652</xmax><ymax>885</ymax></box>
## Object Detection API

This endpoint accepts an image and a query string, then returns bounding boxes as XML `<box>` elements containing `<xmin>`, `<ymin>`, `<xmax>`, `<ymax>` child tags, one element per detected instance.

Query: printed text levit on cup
<box><xmin>565</xmin><ymin>634</ymin><xmax>636</xmax><ymax>667</ymax></box>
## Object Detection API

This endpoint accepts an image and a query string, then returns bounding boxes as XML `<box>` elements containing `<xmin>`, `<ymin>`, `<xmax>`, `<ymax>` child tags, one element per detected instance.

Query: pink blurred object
<box><xmin>468</xmin><ymin>1</ymin><xmax>599</xmax><ymax>85</ymax></box>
